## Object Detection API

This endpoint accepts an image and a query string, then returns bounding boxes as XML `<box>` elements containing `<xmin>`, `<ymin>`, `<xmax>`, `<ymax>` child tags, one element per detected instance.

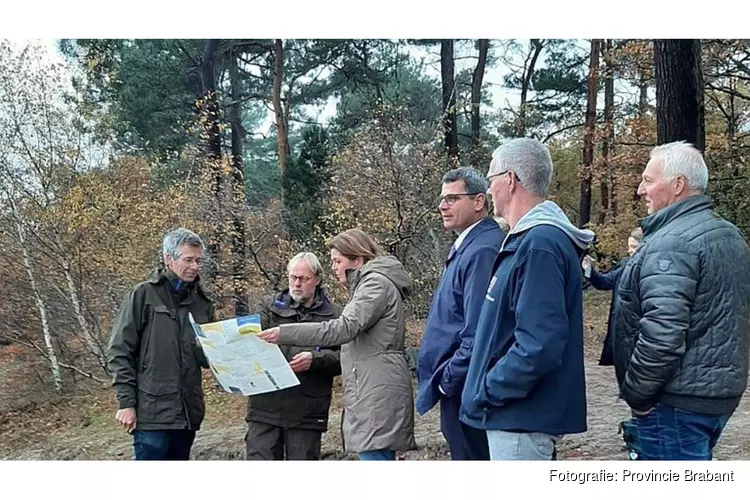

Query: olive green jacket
<box><xmin>246</xmin><ymin>287</ymin><xmax>342</xmax><ymax>432</ymax></box>
<box><xmin>107</xmin><ymin>268</ymin><xmax>214</xmax><ymax>431</ymax></box>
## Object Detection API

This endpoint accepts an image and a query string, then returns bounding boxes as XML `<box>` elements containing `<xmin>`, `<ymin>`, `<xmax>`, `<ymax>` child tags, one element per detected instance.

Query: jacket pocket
<box><xmin>141</xmin><ymin>305</ymin><xmax>178</xmax><ymax>374</ymax></box>
<box><xmin>136</xmin><ymin>379</ymin><xmax>181</xmax><ymax>425</ymax></box>
<box><xmin>301</xmin><ymin>378</ymin><xmax>333</xmax><ymax>398</ymax></box>
<box><xmin>473</xmin><ymin>355</ymin><xmax>498</xmax><ymax>407</ymax></box>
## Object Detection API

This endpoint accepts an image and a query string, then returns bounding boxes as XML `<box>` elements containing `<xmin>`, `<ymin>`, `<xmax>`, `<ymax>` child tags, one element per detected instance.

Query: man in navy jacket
<box><xmin>460</xmin><ymin>138</ymin><xmax>593</xmax><ymax>460</ymax></box>
<box><xmin>416</xmin><ymin>166</ymin><xmax>504</xmax><ymax>460</ymax></box>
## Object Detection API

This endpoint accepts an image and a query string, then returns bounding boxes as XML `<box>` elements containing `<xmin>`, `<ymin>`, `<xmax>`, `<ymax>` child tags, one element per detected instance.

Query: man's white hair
<box><xmin>649</xmin><ymin>141</ymin><xmax>709</xmax><ymax>192</ymax></box>
<box><xmin>287</xmin><ymin>252</ymin><xmax>323</xmax><ymax>281</ymax></box>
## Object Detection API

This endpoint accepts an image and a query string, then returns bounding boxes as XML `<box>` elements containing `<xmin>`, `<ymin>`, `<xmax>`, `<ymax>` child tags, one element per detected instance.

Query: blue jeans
<box><xmin>634</xmin><ymin>403</ymin><xmax>732</xmax><ymax>460</ymax></box>
<box><xmin>358</xmin><ymin>450</ymin><xmax>396</xmax><ymax>461</ymax></box>
<box><xmin>486</xmin><ymin>430</ymin><xmax>560</xmax><ymax>460</ymax></box>
<box><xmin>133</xmin><ymin>430</ymin><xmax>196</xmax><ymax>460</ymax></box>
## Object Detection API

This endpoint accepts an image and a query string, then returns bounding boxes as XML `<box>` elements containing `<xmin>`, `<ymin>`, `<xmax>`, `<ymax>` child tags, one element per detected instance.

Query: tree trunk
<box><xmin>440</xmin><ymin>40</ymin><xmax>459</xmax><ymax>160</ymax></box>
<box><xmin>199</xmin><ymin>39</ymin><xmax>222</xmax><ymax>167</ymax></box>
<box><xmin>198</xmin><ymin>39</ymin><xmax>223</xmax><ymax>278</ymax></box>
<box><xmin>580</xmin><ymin>39</ymin><xmax>601</xmax><ymax>228</ymax></box>
<box><xmin>654</xmin><ymin>39</ymin><xmax>705</xmax><ymax>152</ymax></box>
<box><xmin>470</xmin><ymin>39</ymin><xmax>489</xmax><ymax>167</ymax></box>
<box><xmin>229</xmin><ymin>52</ymin><xmax>248</xmax><ymax>317</ymax></box>
<box><xmin>723</xmin><ymin>77</ymin><xmax>738</xmax><ymax>176</ymax></box>
<box><xmin>599</xmin><ymin>39</ymin><xmax>615</xmax><ymax>223</ymax></box>
<box><xmin>272</xmin><ymin>39</ymin><xmax>288</xmax><ymax>178</ymax></box>
<box><xmin>11</xmin><ymin>201</ymin><xmax>62</xmax><ymax>392</ymax></box>
<box><xmin>59</xmin><ymin>246</ymin><xmax>107</xmax><ymax>372</ymax></box>
<box><xmin>517</xmin><ymin>39</ymin><xmax>545</xmax><ymax>137</ymax></box>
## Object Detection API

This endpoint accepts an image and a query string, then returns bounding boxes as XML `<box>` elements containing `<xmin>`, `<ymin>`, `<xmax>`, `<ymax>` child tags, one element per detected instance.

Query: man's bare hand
<box><xmin>582</xmin><ymin>255</ymin><xmax>595</xmax><ymax>272</ymax></box>
<box><xmin>289</xmin><ymin>351</ymin><xmax>313</xmax><ymax>373</ymax></box>
<box><xmin>115</xmin><ymin>408</ymin><xmax>136</xmax><ymax>433</ymax></box>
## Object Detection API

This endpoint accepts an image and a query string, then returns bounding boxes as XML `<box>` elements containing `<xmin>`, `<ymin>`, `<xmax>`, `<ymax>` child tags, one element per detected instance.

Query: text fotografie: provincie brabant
<box><xmin>549</xmin><ymin>469</ymin><xmax>735</xmax><ymax>483</ymax></box>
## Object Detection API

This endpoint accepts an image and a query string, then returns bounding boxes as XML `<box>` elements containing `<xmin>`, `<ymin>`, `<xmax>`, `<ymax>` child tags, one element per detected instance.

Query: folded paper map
<box><xmin>189</xmin><ymin>313</ymin><xmax>300</xmax><ymax>396</ymax></box>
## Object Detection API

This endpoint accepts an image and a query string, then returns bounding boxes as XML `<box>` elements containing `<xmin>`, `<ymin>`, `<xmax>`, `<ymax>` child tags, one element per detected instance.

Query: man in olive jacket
<box><xmin>613</xmin><ymin>141</ymin><xmax>750</xmax><ymax>460</ymax></box>
<box><xmin>245</xmin><ymin>252</ymin><xmax>342</xmax><ymax>460</ymax></box>
<box><xmin>107</xmin><ymin>228</ymin><xmax>214</xmax><ymax>460</ymax></box>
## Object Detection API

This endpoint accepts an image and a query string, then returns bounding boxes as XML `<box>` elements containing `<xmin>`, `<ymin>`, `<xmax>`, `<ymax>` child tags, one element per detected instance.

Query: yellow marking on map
<box><xmin>238</xmin><ymin>323</ymin><xmax>261</xmax><ymax>335</ymax></box>
<box><xmin>201</xmin><ymin>323</ymin><xmax>224</xmax><ymax>334</ymax></box>
<box><xmin>253</xmin><ymin>362</ymin><xmax>264</xmax><ymax>374</ymax></box>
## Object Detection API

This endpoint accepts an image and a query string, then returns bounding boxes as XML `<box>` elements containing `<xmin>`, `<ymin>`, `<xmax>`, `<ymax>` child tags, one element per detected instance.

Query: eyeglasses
<box><xmin>289</xmin><ymin>275</ymin><xmax>314</xmax><ymax>283</ymax></box>
<box><xmin>487</xmin><ymin>170</ymin><xmax>513</xmax><ymax>183</ymax></box>
<box><xmin>486</xmin><ymin>170</ymin><xmax>517</xmax><ymax>194</ymax></box>
<box><xmin>180</xmin><ymin>256</ymin><xmax>203</xmax><ymax>267</ymax></box>
<box><xmin>437</xmin><ymin>192</ymin><xmax>481</xmax><ymax>207</ymax></box>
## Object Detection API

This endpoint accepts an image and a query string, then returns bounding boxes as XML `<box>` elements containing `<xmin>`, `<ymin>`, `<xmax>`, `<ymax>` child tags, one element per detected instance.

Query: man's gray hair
<box><xmin>162</xmin><ymin>228</ymin><xmax>205</xmax><ymax>260</ymax></box>
<box><xmin>649</xmin><ymin>141</ymin><xmax>708</xmax><ymax>192</ymax></box>
<box><xmin>287</xmin><ymin>252</ymin><xmax>324</xmax><ymax>281</ymax></box>
<box><xmin>442</xmin><ymin>166</ymin><xmax>489</xmax><ymax>195</ymax></box>
<box><xmin>442</xmin><ymin>166</ymin><xmax>490</xmax><ymax>210</ymax></box>
<box><xmin>489</xmin><ymin>138</ymin><xmax>553</xmax><ymax>198</ymax></box>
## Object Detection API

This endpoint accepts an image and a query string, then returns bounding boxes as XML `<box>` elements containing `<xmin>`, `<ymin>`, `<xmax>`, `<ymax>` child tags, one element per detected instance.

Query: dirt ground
<box><xmin>2</xmin><ymin>290</ymin><xmax>749</xmax><ymax>460</ymax></box>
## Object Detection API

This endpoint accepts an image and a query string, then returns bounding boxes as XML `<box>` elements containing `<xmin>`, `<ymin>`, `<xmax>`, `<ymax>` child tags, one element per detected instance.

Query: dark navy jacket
<box><xmin>416</xmin><ymin>218</ymin><xmax>504</xmax><ymax>415</ymax></box>
<box><xmin>586</xmin><ymin>258</ymin><xmax>628</xmax><ymax>366</ymax></box>
<box><xmin>460</xmin><ymin>201</ymin><xmax>592</xmax><ymax>435</ymax></box>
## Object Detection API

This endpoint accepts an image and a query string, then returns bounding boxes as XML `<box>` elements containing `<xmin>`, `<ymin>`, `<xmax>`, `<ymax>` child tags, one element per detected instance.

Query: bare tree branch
<box><xmin>0</xmin><ymin>332</ymin><xmax>109</xmax><ymax>384</ymax></box>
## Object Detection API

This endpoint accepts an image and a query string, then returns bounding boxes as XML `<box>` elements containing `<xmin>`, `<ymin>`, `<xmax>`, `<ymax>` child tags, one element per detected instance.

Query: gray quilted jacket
<box><xmin>613</xmin><ymin>195</ymin><xmax>750</xmax><ymax>414</ymax></box>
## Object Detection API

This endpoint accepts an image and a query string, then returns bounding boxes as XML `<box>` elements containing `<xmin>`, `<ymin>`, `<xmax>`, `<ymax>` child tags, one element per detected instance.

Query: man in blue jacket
<box><xmin>416</xmin><ymin>166</ymin><xmax>504</xmax><ymax>460</ymax></box>
<box><xmin>461</xmin><ymin>138</ymin><xmax>593</xmax><ymax>460</ymax></box>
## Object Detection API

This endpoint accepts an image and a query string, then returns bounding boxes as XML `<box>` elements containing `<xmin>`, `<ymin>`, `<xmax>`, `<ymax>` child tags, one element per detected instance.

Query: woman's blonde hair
<box><xmin>329</xmin><ymin>228</ymin><xmax>382</xmax><ymax>263</ymax></box>
<box><xmin>630</xmin><ymin>227</ymin><xmax>643</xmax><ymax>242</ymax></box>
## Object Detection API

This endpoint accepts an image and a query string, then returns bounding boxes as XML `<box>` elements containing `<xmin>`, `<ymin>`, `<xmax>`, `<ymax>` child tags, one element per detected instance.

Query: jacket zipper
<box><xmin>166</xmin><ymin>287</ymin><xmax>191</xmax><ymax>430</ymax></box>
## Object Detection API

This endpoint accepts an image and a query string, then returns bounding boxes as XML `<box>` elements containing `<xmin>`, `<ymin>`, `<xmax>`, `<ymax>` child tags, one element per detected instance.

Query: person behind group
<box><xmin>416</xmin><ymin>166</ymin><xmax>504</xmax><ymax>460</ymax></box>
<box><xmin>460</xmin><ymin>138</ymin><xmax>594</xmax><ymax>460</ymax></box>
<box><xmin>258</xmin><ymin>229</ymin><xmax>417</xmax><ymax>461</ymax></box>
<box><xmin>245</xmin><ymin>252</ymin><xmax>342</xmax><ymax>460</ymax></box>
<box><xmin>612</xmin><ymin>140</ymin><xmax>750</xmax><ymax>460</ymax></box>
<box><xmin>107</xmin><ymin>228</ymin><xmax>215</xmax><ymax>460</ymax></box>
<box><xmin>582</xmin><ymin>227</ymin><xmax>643</xmax><ymax>366</ymax></box>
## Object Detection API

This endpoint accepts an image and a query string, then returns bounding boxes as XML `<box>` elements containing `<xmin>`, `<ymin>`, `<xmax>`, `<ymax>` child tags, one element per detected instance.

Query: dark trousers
<box><xmin>133</xmin><ymin>430</ymin><xmax>196</xmax><ymax>460</ymax></box>
<box><xmin>635</xmin><ymin>403</ymin><xmax>732</xmax><ymax>460</ymax></box>
<box><xmin>440</xmin><ymin>396</ymin><xmax>490</xmax><ymax>460</ymax></box>
<box><xmin>245</xmin><ymin>420</ymin><xmax>322</xmax><ymax>460</ymax></box>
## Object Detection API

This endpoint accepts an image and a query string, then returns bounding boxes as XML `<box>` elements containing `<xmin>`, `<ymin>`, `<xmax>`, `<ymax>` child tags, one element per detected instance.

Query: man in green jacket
<box><xmin>107</xmin><ymin>228</ymin><xmax>214</xmax><ymax>460</ymax></box>
<box><xmin>245</xmin><ymin>252</ymin><xmax>342</xmax><ymax>460</ymax></box>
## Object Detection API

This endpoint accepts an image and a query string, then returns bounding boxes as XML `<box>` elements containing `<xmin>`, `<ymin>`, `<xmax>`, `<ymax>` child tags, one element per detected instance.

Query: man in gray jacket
<box><xmin>613</xmin><ymin>141</ymin><xmax>750</xmax><ymax>460</ymax></box>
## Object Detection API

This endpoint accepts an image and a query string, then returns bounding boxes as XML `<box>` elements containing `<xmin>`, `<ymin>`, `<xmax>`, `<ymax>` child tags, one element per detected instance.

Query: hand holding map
<box><xmin>189</xmin><ymin>313</ymin><xmax>300</xmax><ymax>396</ymax></box>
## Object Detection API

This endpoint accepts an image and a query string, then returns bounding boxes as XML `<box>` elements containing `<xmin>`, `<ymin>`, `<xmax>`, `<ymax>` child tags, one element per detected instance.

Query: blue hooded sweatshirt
<box><xmin>459</xmin><ymin>201</ymin><xmax>594</xmax><ymax>435</ymax></box>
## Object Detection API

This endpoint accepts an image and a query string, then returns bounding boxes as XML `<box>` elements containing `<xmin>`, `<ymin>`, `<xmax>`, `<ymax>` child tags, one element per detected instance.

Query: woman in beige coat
<box><xmin>259</xmin><ymin>229</ymin><xmax>417</xmax><ymax>460</ymax></box>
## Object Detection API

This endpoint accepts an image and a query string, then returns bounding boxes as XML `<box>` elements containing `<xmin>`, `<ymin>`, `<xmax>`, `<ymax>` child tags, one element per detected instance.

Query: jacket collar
<box><xmin>640</xmin><ymin>194</ymin><xmax>713</xmax><ymax>237</ymax></box>
<box><xmin>447</xmin><ymin>217</ymin><xmax>501</xmax><ymax>264</ymax></box>
<box><xmin>345</xmin><ymin>266</ymin><xmax>362</xmax><ymax>291</ymax></box>
<box><xmin>270</xmin><ymin>287</ymin><xmax>335</xmax><ymax>317</ymax></box>
<box><xmin>146</xmin><ymin>267</ymin><xmax>211</xmax><ymax>302</ymax></box>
